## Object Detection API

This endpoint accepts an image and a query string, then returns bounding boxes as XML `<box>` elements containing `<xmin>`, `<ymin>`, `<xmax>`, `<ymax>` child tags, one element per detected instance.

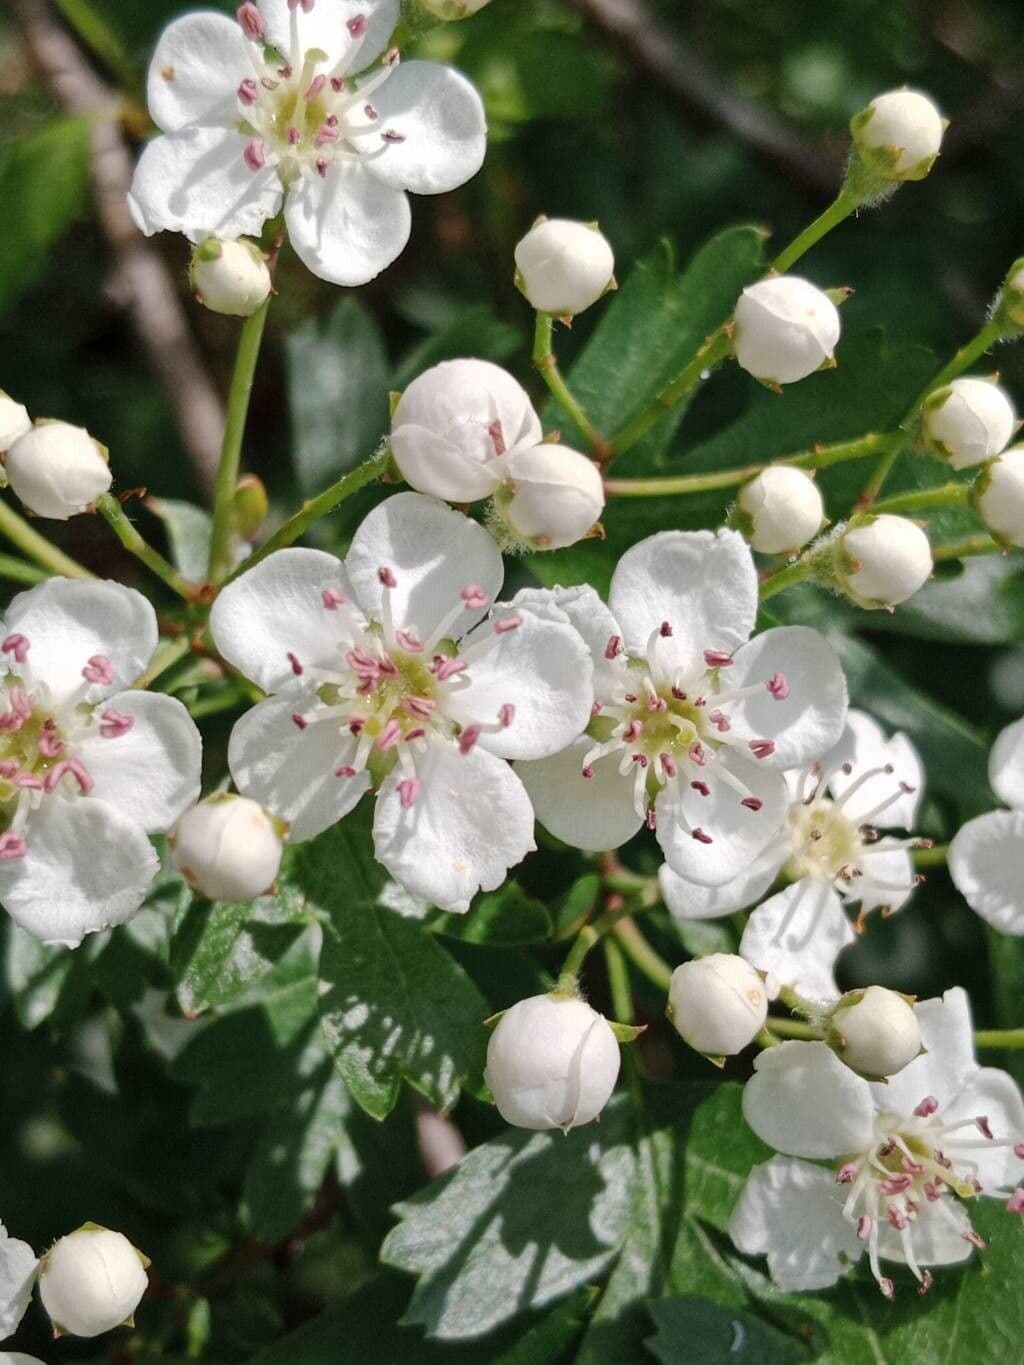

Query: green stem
<box><xmin>913</xmin><ymin>842</ymin><xmax>948</xmax><ymax>868</ymax></box>
<box><xmin>787</xmin><ymin>431</ymin><xmax>899</xmax><ymax>470</ymax></box>
<box><xmin>133</xmin><ymin>636</ymin><xmax>191</xmax><ymax>690</ymax></box>
<box><xmin>975</xmin><ymin>1029</ymin><xmax>1024</xmax><ymax>1049</ymax></box>
<box><xmin>869</xmin><ymin>483</ymin><xmax>972</xmax><ymax>516</ymax></box>
<box><xmin>759</xmin><ymin>559</ymin><xmax>812</xmax><ymax>601</ymax></box>
<box><xmin>208</xmin><ymin>302</ymin><xmax>270</xmax><ymax>583</ymax></box>
<box><xmin>932</xmin><ymin>534</ymin><xmax>1005</xmax><ymax>563</ymax></box>
<box><xmin>765</xmin><ymin>1016</ymin><xmax>820</xmax><ymax>1041</ymax></box>
<box><xmin>857</xmin><ymin>447</ymin><xmax>901</xmax><ymax>508</ymax></box>
<box><xmin>603</xmin><ymin>937</ymin><xmax>635</xmax><ymax>1026</ymax></box>
<box><xmin>558</xmin><ymin>924</ymin><xmax>602</xmax><ymax>989</ymax></box>
<box><xmin>0</xmin><ymin>499</ymin><xmax>92</xmax><ymax>579</ymax></box>
<box><xmin>533</xmin><ymin>314</ymin><xmax>609</xmax><ymax>459</ymax></box>
<box><xmin>187</xmin><ymin>687</ymin><xmax>249</xmax><ymax>720</ymax></box>
<box><xmin>610</xmin><ymin>328</ymin><xmax>733</xmax><ymax>457</ymax></box>
<box><xmin>610</xmin><ymin>918</ymin><xmax>673</xmax><ymax>992</ymax></box>
<box><xmin>771</xmin><ymin>188</ymin><xmax>862</xmax><ymax>274</ymax></box>
<box><xmin>0</xmin><ymin>555</ymin><xmax>47</xmax><ymax>586</ymax></box>
<box><xmin>97</xmin><ymin>494</ymin><xmax>195</xmax><ymax>600</ymax></box>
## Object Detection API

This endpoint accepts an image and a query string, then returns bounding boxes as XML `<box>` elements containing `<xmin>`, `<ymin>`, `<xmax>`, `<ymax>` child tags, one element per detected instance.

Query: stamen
<box><xmin>498</xmin><ymin>703</ymin><xmax>515</xmax><ymax>728</ymax></box>
<box><xmin>244</xmin><ymin>138</ymin><xmax>267</xmax><ymax>171</ymax></box>
<box><xmin>287</xmin><ymin>651</ymin><xmax>304</xmax><ymax>676</ymax></box>
<box><xmin>99</xmin><ymin>709</ymin><xmax>134</xmax><ymax>739</ymax></box>
<box><xmin>461</xmin><ymin>584</ymin><xmax>490</xmax><ymax>611</ymax></box>
<box><xmin>749</xmin><ymin>739</ymin><xmax>775</xmax><ymax>759</ymax></box>
<box><xmin>659</xmin><ymin>621</ymin><xmax>672</xmax><ymax>637</ymax></box>
<box><xmin>0</xmin><ymin>831</ymin><xmax>26</xmax><ymax>860</ymax></box>
<box><xmin>375</xmin><ymin>719</ymin><xmax>403</xmax><ymax>752</ymax></box>
<box><xmin>458</xmin><ymin>724</ymin><xmax>481</xmax><ymax>755</ymax></box>
<box><xmin>836</xmin><ymin>1162</ymin><xmax>859</xmax><ymax>1184</ymax></box>
<box><xmin>395</xmin><ymin>629</ymin><xmax>423</xmax><ymax>653</ymax></box>
<box><xmin>1005</xmin><ymin>1189</ymin><xmax>1024</xmax><ymax>1213</ymax></box>
<box><xmin>336</xmin><ymin>765</ymin><xmax>357</xmax><ymax>777</ymax></box>
<box><xmin>488</xmin><ymin>420</ymin><xmax>506</xmax><ymax>455</ymax></box>
<box><xmin>306</xmin><ymin>74</ymin><xmax>327</xmax><ymax>101</ymax></box>
<box><xmin>691</xmin><ymin>828</ymin><xmax>713</xmax><ymax>844</ymax></box>
<box><xmin>962</xmin><ymin>1230</ymin><xmax>987</xmax><ymax>1250</ymax></box>
<box><xmin>703</xmin><ymin>649</ymin><xmax>733</xmax><ymax>668</ymax></box>
<box><xmin>766</xmin><ymin>672</ymin><xmax>789</xmax><ymax>700</ymax></box>
<box><xmin>292</xmin><ymin>713</ymin><xmax>308</xmax><ymax>730</ymax></box>
<box><xmin>433</xmin><ymin>656</ymin><xmax>468</xmax><ymax>682</ymax></box>
<box><xmin>605</xmin><ymin>635</ymin><xmax>623</xmax><ymax>660</ymax></box>
<box><xmin>493</xmin><ymin>614</ymin><xmax>522</xmax><ymax>635</ymax></box>
<box><xmin>1</xmin><ymin>633</ymin><xmax>29</xmax><ymax>664</ymax></box>
<box><xmin>347</xmin><ymin>15</ymin><xmax>368</xmax><ymax>36</ymax></box>
<box><xmin>322</xmin><ymin>587</ymin><xmax>347</xmax><ymax>609</ymax></box>
<box><xmin>914</xmin><ymin>1096</ymin><xmax>939</xmax><ymax>1117</ymax></box>
<box><xmin>43</xmin><ymin>758</ymin><xmax>93</xmax><ymax>796</ymax></box>
<box><xmin>398</xmin><ymin>778</ymin><xmax>422</xmax><ymax>809</ymax></box>
<box><xmin>238</xmin><ymin>78</ymin><xmax>258</xmax><ymax>105</ymax></box>
<box><xmin>378</xmin><ymin>566</ymin><xmax>398</xmax><ymax>588</ymax></box>
<box><xmin>236</xmin><ymin>3</ymin><xmax>265</xmax><ymax>39</ymax></box>
<box><xmin>741</xmin><ymin>797</ymin><xmax>763</xmax><ymax>811</ymax></box>
<box><xmin>691</xmin><ymin>780</ymin><xmax>710</xmax><ymax>796</ymax></box>
<box><xmin>82</xmin><ymin>655</ymin><xmax>115</xmax><ymax>686</ymax></box>
<box><xmin>661</xmin><ymin>753</ymin><xmax>678</xmax><ymax>778</ymax></box>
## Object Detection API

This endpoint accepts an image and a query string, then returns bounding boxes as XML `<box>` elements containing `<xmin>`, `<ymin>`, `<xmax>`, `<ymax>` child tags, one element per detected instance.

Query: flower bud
<box><xmin>0</xmin><ymin>391</ymin><xmax>31</xmax><ymax>454</ymax></box>
<box><xmin>231</xmin><ymin>473</ymin><xmax>269</xmax><ymax>539</ymax></box>
<box><xmin>514</xmin><ymin>218</ymin><xmax>615</xmax><ymax>317</ymax></box>
<box><xmin>38</xmin><ymin>1225</ymin><xmax>149</xmax><ymax>1339</ymax></box>
<box><xmin>390</xmin><ymin>358</ymin><xmax>543</xmax><ymax>503</ymax></box>
<box><xmin>170</xmin><ymin>794</ymin><xmax>283</xmax><ymax>903</ymax></box>
<box><xmin>484</xmin><ymin>993</ymin><xmax>620</xmax><ymax>1131</ymax></box>
<box><xmin>851</xmin><ymin>89</ymin><xmax>945</xmax><ymax>182</ymax></box>
<box><xmin>495</xmin><ymin>442</ymin><xmax>604</xmax><ymax>549</ymax></box>
<box><xmin>827</xmin><ymin>985</ymin><xmax>921</xmax><ymax>1079</ymax></box>
<box><xmin>733</xmin><ymin>277</ymin><xmax>841</xmax><ymax>385</ymax></box>
<box><xmin>921</xmin><ymin>376</ymin><xmax>1016</xmax><ymax>470</ymax></box>
<box><xmin>736</xmin><ymin>466</ymin><xmax>824</xmax><ymax>555</ymax></box>
<box><xmin>189</xmin><ymin>238</ymin><xmax>271</xmax><ymax>318</ymax></box>
<box><xmin>667</xmin><ymin>955</ymin><xmax>768</xmax><ymax>1059</ymax></box>
<box><xmin>420</xmin><ymin>0</ymin><xmax>490</xmax><ymax>15</ymax></box>
<box><xmin>5</xmin><ymin>421</ymin><xmax>111</xmax><ymax>520</ymax></box>
<box><xmin>975</xmin><ymin>446</ymin><xmax>1024</xmax><ymax>548</ymax></box>
<box><xmin>835</xmin><ymin>514</ymin><xmax>933</xmax><ymax>609</ymax></box>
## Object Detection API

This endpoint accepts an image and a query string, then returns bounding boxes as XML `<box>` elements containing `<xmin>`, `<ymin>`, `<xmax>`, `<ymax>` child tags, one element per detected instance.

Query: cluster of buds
<box><xmin>0</xmin><ymin>398</ymin><xmax>111</xmax><ymax>521</ymax></box>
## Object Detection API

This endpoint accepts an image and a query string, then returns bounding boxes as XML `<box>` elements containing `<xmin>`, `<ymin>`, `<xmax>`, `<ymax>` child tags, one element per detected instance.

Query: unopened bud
<box><xmin>835</xmin><ymin>514</ymin><xmax>933</xmax><ymax>609</ymax></box>
<box><xmin>828</xmin><ymin>985</ymin><xmax>921</xmax><ymax>1079</ymax></box>
<box><xmin>189</xmin><ymin>238</ymin><xmax>271</xmax><ymax>318</ymax></box>
<box><xmin>736</xmin><ymin>466</ymin><xmax>825</xmax><ymax>554</ymax></box>
<box><xmin>0</xmin><ymin>391</ymin><xmax>31</xmax><ymax>454</ymax></box>
<box><xmin>667</xmin><ymin>954</ymin><xmax>768</xmax><ymax>1059</ymax></box>
<box><xmin>974</xmin><ymin>446</ymin><xmax>1024</xmax><ymax>548</ymax></box>
<box><xmin>38</xmin><ymin>1225</ymin><xmax>149</xmax><ymax>1339</ymax></box>
<box><xmin>514</xmin><ymin>218</ymin><xmax>615</xmax><ymax>317</ymax></box>
<box><xmin>5</xmin><ymin>421</ymin><xmax>111</xmax><ymax>520</ymax></box>
<box><xmin>495</xmin><ymin>442</ymin><xmax>604</xmax><ymax>549</ymax></box>
<box><xmin>922</xmin><ymin>376</ymin><xmax>1015</xmax><ymax>469</ymax></box>
<box><xmin>170</xmin><ymin>794</ymin><xmax>284</xmax><ymax>902</ymax></box>
<box><xmin>420</xmin><ymin>0</ymin><xmax>490</xmax><ymax>15</ymax></box>
<box><xmin>851</xmin><ymin>89</ymin><xmax>945</xmax><ymax>182</ymax></box>
<box><xmin>231</xmin><ymin>474</ymin><xmax>269</xmax><ymax>539</ymax></box>
<box><xmin>484</xmin><ymin>993</ymin><xmax>620</xmax><ymax>1131</ymax></box>
<box><xmin>733</xmin><ymin>277</ymin><xmax>841</xmax><ymax>386</ymax></box>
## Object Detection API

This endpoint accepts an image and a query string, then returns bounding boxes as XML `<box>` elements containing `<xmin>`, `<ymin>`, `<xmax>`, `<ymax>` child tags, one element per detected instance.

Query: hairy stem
<box><xmin>771</xmin><ymin>187</ymin><xmax>862</xmax><ymax>273</ymax></box>
<box><xmin>759</xmin><ymin>559</ymin><xmax>812</xmax><ymax>601</ymax></box>
<box><xmin>97</xmin><ymin>493</ymin><xmax>195</xmax><ymax>600</ymax></box>
<box><xmin>869</xmin><ymin>483</ymin><xmax>972</xmax><ymax>515</ymax></box>
<box><xmin>533</xmin><ymin>313</ymin><xmax>609</xmax><ymax>459</ymax></box>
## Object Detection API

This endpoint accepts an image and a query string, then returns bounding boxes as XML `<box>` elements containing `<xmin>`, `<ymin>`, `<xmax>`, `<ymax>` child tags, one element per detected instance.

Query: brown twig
<box><xmin>7</xmin><ymin>0</ymin><xmax>225</xmax><ymax>497</ymax></box>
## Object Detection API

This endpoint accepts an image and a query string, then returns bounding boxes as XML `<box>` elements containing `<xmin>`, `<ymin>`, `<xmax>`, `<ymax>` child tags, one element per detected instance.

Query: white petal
<box><xmin>660</xmin><ymin>847</ymin><xmax>783</xmax><ymax>921</ymax></box>
<box><xmin>210</xmin><ymin>548</ymin><xmax>362</xmax><ymax>694</ymax></box>
<box><xmin>990</xmin><ymin>716</ymin><xmax>1024</xmax><ymax>810</ymax></box>
<box><xmin>362</xmin><ymin>61</ymin><xmax>486</xmax><ymax>195</ymax></box>
<box><xmin>875</xmin><ymin>1199</ymin><xmax>973</xmax><ymax>1269</ymax></box>
<box><xmin>73</xmin><ymin>692</ymin><xmax>202</xmax><ymax>833</ymax></box>
<box><xmin>0</xmin><ymin>1224</ymin><xmax>38</xmax><ymax>1340</ymax></box>
<box><xmin>943</xmin><ymin>1067</ymin><xmax>1024</xmax><ymax>1192</ymax></box>
<box><xmin>447</xmin><ymin>604</ymin><xmax>593</xmax><ymax>760</ymax></box>
<box><xmin>725</xmin><ymin>627</ymin><xmax>848</xmax><ymax>770</ymax></box>
<box><xmin>258</xmin><ymin>0</ymin><xmax>399</xmax><ymax>70</ymax></box>
<box><xmin>373</xmin><ymin>740</ymin><xmax>535</xmax><ymax>912</ymax></box>
<box><xmin>512</xmin><ymin>585</ymin><xmax>628</xmax><ymax>699</ymax></box>
<box><xmin>869</xmin><ymin>986</ymin><xmax>977</xmax><ymax>1115</ymax></box>
<box><xmin>146</xmin><ymin>12</ymin><xmax>248</xmax><ymax>133</ymax></box>
<box><xmin>516</xmin><ymin>739</ymin><xmax>643</xmax><ymax>852</ymax></box>
<box><xmin>345</xmin><ymin>492</ymin><xmax>502</xmax><ymax>640</ymax></box>
<box><xmin>128</xmin><ymin>127</ymin><xmax>284</xmax><ymax>241</ymax></box>
<box><xmin>949</xmin><ymin>809</ymin><xmax>1024</xmax><ymax>935</ymax></box>
<box><xmin>729</xmin><ymin>1156</ymin><xmax>863</xmax><ymax>1292</ymax></box>
<box><xmin>740</xmin><ymin>879</ymin><xmax>854</xmax><ymax>1001</ymax></box>
<box><xmin>284</xmin><ymin>162</ymin><xmax>411</xmax><ymax>287</ymax></box>
<box><xmin>852</xmin><ymin>846</ymin><xmax>916</xmax><ymax>915</ymax></box>
<box><xmin>608</xmin><ymin>528</ymin><xmax>757</xmax><ymax>664</ymax></box>
<box><xmin>2</xmin><ymin>578</ymin><xmax>157</xmax><ymax>708</ymax></box>
<box><xmin>742</xmin><ymin>1040</ymin><xmax>875</xmax><ymax>1157</ymax></box>
<box><xmin>655</xmin><ymin>749</ymin><xmax>789</xmax><ymax>886</ymax></box>
<box><xmin>228</xmin><ymin>695</ymin><xmax>370</xmax><ymax>843</ymax></box>
<box><xmin>826</xmin><ymin>709</ymin><xmax>924</xmax><ymax>828</ymax></box>
<box><xmin>0</xmin><ymin>798</ymin><xmax>158</xmax><ymax>946</ymax></box>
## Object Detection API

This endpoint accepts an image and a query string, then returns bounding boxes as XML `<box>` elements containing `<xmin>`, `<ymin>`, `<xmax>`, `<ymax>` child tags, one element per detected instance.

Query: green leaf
<box><xmin>390</xmin><ymin>303</ymin><xmax>522</xmax><ymax>391</ymax></box>
<box><xmin>429</xmin><ymin>882</ymin><xmax>552</xmax><ymax>946</ymax></box>
<box><xmin>146</xmin><ymin>497</ymin><xmax>213</xmax><ymax>582</ymax></box>
<box><xmin>2</xmin><ymin>922</ymin><xmax>96</xmax><ymax>1030</ymax></box>
<box><xmin>645</xmin><ymin>1299</ymin><xmax>806</xmax><ymax>1363</ymax></box>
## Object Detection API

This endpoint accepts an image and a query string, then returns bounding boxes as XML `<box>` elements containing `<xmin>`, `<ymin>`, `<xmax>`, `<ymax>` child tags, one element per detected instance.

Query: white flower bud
<box><xmin>514</xmin><ymin>218</ymin><xmax>615</xmax><ymax>317</ymax></box>
<box><xmin>484</xmin><ymin>993</ymin><xmax>620</xmax><ymax>1131</ymax></box>
<box><xmin>189</xmin><ymin>238</ymin><xmax>271</xmax><ymax>318</ymax></box>
<box><xmin>390</xmin><ymin>358</ymin><xmax>543</xmax><ymax>503</ymax></box>
<box><xmin>922</xmin><ymin>376</ymin><xmax>1016</xmax><ymax>469</ymax></box>
<box><xmin>5</xmin><ymin>421</ymin><xmax>112</xmax><ymax>520</ymax></box>
<box><xmin>737</xmin><ymin>466</ymin><xmax>825</xmax><ymax>554</ymax></box>
<box><xmin>38</xmin><ymin>1225</ymin><xmax>148</xmax><ymax>1338</ymax></box>
<box><xmin>420</xmin><ymin>0</ymin><xmax>490</xmax><ymax>16</ymax></box>
<box><xmin>836</xmin><ymin>514</ymin><xmax>933</xmax><ymax>609</ymax></box>
<box><xmin>828</xmin><ymin>985</ymin><xmax>921</xmax><ymax>1079</ymax></box>
<box><xmin>0</xmin><ymin>391</ymin><xmax>31</xmax><ymax>454</ymax></box>
<box><xmin>851</xmin><ymin>89</ymin><xmax>945</xmax><ymax>182</ymax></box>
<box><xmin>733</xmin><ymin>277</ymin><xmax>841</xmax><ymax>386</ymax></box>
<box><xmin>170</xmin><ymin>794</ymin><xmax>283</xmax><ymax>902</ymax></box>
<box><xmin>667</xmin><ymin>955</ymin><xmax>768</xmax><ymax>1058</ymax></box>
<box><xmin>496</xmin><ymin>442</ymin><xmax>604</xmax><ymax>549</ymax></box>
<box><xmin>976</xmin><ymin>446</ymin><xmax>1024</xmax><ymax>547</ymax></box>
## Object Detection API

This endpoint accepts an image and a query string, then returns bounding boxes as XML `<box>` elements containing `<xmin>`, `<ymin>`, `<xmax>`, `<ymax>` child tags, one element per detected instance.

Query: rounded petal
<box><xmin>739</xmin><ymin>879</ymin><xmax>854</xmax><ymax>1001</ymax></box>
<box><xmin>373</xmin><ymin>740</ymin><xmax>535</xmax><ymax>912</ymax></box>
<box><xmin>990</xmin><ymin>716</ymin><xmax>1024</xmax><ymax>810</ymax></box>
<box><xmin>516</xmin><ymin>740</ymin><xmax>643</xmax><ymax>853</ymax></box>
<box><xmin>869</xmin><ymin>986</ymin><xmax>977</xmax><ymax>1116</ymax></box>
<box><xmin>210</xmin><ymin>547</ymin><xmax>362</xmax><ymax>693</ymax></box>
<box><xmin>284</xmin><ymin>162</ymin><xmax>411</xmax><ymax>287</ymax></box>
<box><xmin>742</xmin><ymin>1040</ymin><xmax>876</xmax><ymax>1158</ymax></box>
<box><xmin>608</xmin><ymin>528</ymin><xmax>757</xmax><ymax>665</ymax></box>
<box><xmin>147</xmin><ymin>12</ymin><xmax>248</xmax><ymax>133</ymax></box>
<box><xmin>3</xmin><ymin>578</ymin><xmax>157</xmax><ymax>707</ymax></box>
<box><xmin>826</xmin><ymin>709</ymin><xmax>923</xmax><ymax>829</ymax></box>
<box><xmin>729</xmin><ymin>1156</ymin><xmax>863</xmax><ymax>1292</ymax></box>
<box><xmin>228</xmin><ymin>695</ymin><xmax>370</xmax><ymax>843</ymax></box>
<box><xmin>949</xmin><ymin>810</ymin><xmax>1024</xmax><ymax>936</ymax></box>
<box><xmin>363</xmin><ymin>61</ymin><xmax>486</xmax><ymax>194</ymax></box>
<box><xmin>512</xmin><ymin>584</ymin><xmax>628</xmax><ymax>699</ymax></box>
<box><xmin>725</xmin><ymin>627</ymin><xmax>848</xmax><ymax>770</ymax></box>
<box><xmin>258</xmin><ymin>0</ymin><xmax>399</xmax><ymax>70</ymax></box>
<box><xmin>659</xmin><ymin>846</ymin><xmax>782</xmax><ymax>921</ymax></box>
<box><xmin>854</xmin><ymin>846</ymin><xmax>916</xmax><ymax>916</ymax></box>
<box><xmin>0</xmin><ymin>1224</ymin><xmax>39</xmax><ymax>1341</ymax></box>
<box><xmin>875</xmin><ymin>1199</ymin><xmax>973</xmax><ymax>1269</ymax></box>
<box><xmin>345</xmin><ymin>492</ymin><xmax>502</xmax><ymax>640</ymax></box>
<box><xmin>74</xmin><ymin>691</ymin><xmax>201</xmax><ymax>834</ymax></box>
<box><xmin>128</xmin><ymin>127</ymin><xmax>283</xmax><ymax>241</ymax></box>
<box><xmin>942</xmin><ymin>1067</ymin><xmax>1024</xmax><ymax>1192</ymax></box>
<box><xmin>0</xmin><ymin>798</ymin><xmax>159</xmax><ymax>947</ymax></box>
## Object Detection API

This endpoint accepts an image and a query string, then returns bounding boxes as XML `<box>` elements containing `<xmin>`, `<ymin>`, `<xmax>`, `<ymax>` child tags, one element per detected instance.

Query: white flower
<box><xmin>389</xmin><ymin>358</ymin><xmax>542</xmax><ymax>503</ymax></box>
<box><xmin>0</xmin><ymin>393</ymin><xmax>31</xmax><ymax>454</ymax></box>
<box><xmin>737</xmin><ymin>467</ymin><xmax>824</xmax><ymax>555</ymax></box>
<box><xmin>189</xmin><ymin>237</ymin><xmax>271</xmax><ymax>317</ymax></box>
<box><xmin>129</xmin><ymin>1</ymin><xmax>487</xmax><ymax>286</ymax></box>
<box><xmin>976</xmin><ymin>447</ymin><xmax>1024</xmax><ymax>547</ymax></box>
<box><xmin>496</xmin><ymin>442</ymin><xmax>604</xmax><ymax>550</ymax></box>
<box><xmin>516</xmin><ymin>530</ymin><xmax>848</xmax><ymax>885</ymax></box>
<box><xmin>0</xmin><ymin>579</ymin><xmax>202</xmax><ymax>946</ymax></box>
<box><xmin>667</xmin><ymin>953</ymin><xmax>767</xmax><ymax>1058</ymax></box>
<box><xmin>950</xmin><ymin>715</ymin><xmax>1024</xmax><ymax>934</ymax></box>
<box><xmin>922</xmin><ymin>377</ymin><xmax>1016</xmax><ymax>470</ymax></box>
<box><xmin>851</xmin><ymin>89</ymin><xmax>945</xmax><ymax>182</ymax></box>
<box><xmin>170</xmin><ymin>793</ymin><xmax>283</xmax><ymax>901</ymax></box>
<box><xmin>38</xmin><ymin>1226</ymin><xmax>148</xmax><ymax>1339</ymax></box>
<box><xmin>5</xmin><ymin>422</ymin><xmax>112</xmax><ymax>521</ymax></box>
<box><xmin>513</xmin><ymin>218</ymin><xmax>615</xmax><ymax>317</ymax></box>
<box><xmin>829</xmin><ymin>985</ymin><xmax>922</xmax><ymax>1080</ymax></box>
<box><xmin>730</xmin><ymin>988</ymin><xmax>1024</xmax><ymax>1296</ymax></box>
<box><xmin>484</xmin><ymin>992</ymin><xmax>620</xmax><ymax>1131</ymax></box>
<box><xmin>0</xmin><ymin>1221</ymin><xmax>38</xmax><ymax>1342</ymax></box>
<box><xmin>210</xmin><ymin>492</ymin><xmax>594</xmax><ymax>911</ymax></box>
<box><xmin>835</xmin><ymin>514</ymin><xmax>933</xmax><ymax>609</ymax></box>
<box><xmin>733</xmin><ymin>277</ymin><xmax>841</xmax><ymax>386</ymax></box>
<box><xmin>661</xmin><ymin>710</ymin><xmax>926</xmax><ymax>1000</ymax></box>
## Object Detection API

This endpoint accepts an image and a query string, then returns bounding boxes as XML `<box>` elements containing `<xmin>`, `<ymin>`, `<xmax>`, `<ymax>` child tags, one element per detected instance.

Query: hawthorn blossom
<box><xmin>0</xmin><ymin>1221</ymin><xmax>37</xmax><ymax>1341</ymax></box>
<box><xmin>661</xmin><ymin>710</ymin><xmax>926</xmax><ymax>1000</ymax></box>
<box><xmin>730</xmin><ymin>988</ymin><xmax>1024</xmax><ymax>1296</ymax></box>
<box><xmin>515</xmin><ymin>530</ymin><xmax>847</xmax><ymax>885</ymax></box>
<box><xmin>0</xmin><ymin>580</ymin><xmax>201</xmax><ymax>946</ymax></box>
<box><xmin>129</xmin><ymin>0</ymin><xmax>487</xmax><ymax>286</ymax></box>
<box><xmin>209</xmin><ymin>492</ymin><xmax>594</xmax><ymax>911</ymax></box>
<box><xmin>949</xmin><ymin>715</ymin><xmax>1024</xmax><ymax>934</ymax></box>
